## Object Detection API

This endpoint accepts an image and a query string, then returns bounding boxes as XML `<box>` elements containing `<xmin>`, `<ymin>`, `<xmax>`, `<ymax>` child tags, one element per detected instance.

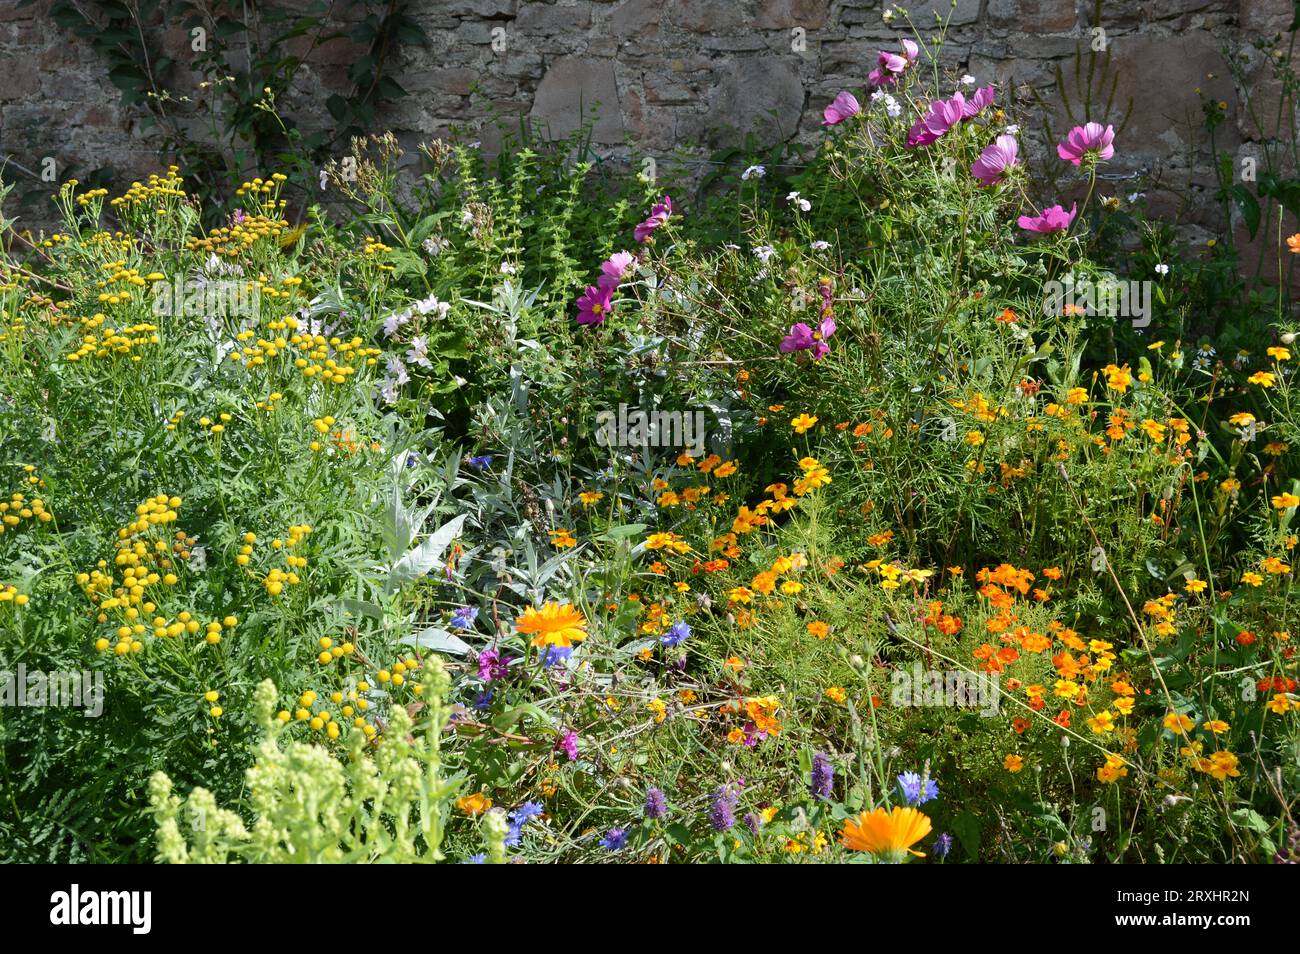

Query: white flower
<box><xmin>408</xmin><ymin>335</ymin><xmax>432</xmax><ymax>369</ymax></box>
<box><xmin>753</xmin><ymin>245</ymin><xmax>777</xmax><ymax>263</ymax></box>
<box><xmin>960</xmin><ymin>74</ymin><xmax>976</xmax><ymax>86</ymax></box>
<box><xmin>382</xmin><ymin>310</ymin><xmax>411</xmax><ymax>338</ymax></box>
<box><xmin>386</xmin><ymin>356</ymin><xmax>410</xmax><ymax>385</ymax></box>
<box><xmin>741</xmin><ymin>165</ymin><xmax>766</xmax><ymax>180</ymax></box>
<box><xmin>421</xmin><ymin>236</ymin><xmax>449</xmax><ymax>257</ymax></box>
<box><xmin>1127</xmin><ymin>192</ymin><xmax>1145</xmax><ymax>203</ymax></box>
<box><xmin>499</xmin><ymin>262</ymin><xmax>518</xmax><ymax>275</ymax></box>
<box><xmin>811</xmin><ymin>240</ymin><xmax>831</xmax><ymax>251</ymax></box>
<box><xmin>381</xmin><ymin>381</ymin><xmax>400</xmax><ymax>406</ymax></box>
<box><xmin>786</xmin><ymin>191</ymin><xmax>811</xmax><ymax>212</ymax></box>
<box><xmin>1004</xmin><ymin>124</ymin><xmax>1019</xmax><ymax>135</ymax></box>
<box><xmin>1154</xmin><ymin>263</ymin><xmax>1169</xmax><ymax>276</ymax></box>
<box><xmin>319</xmin><ymin>169</ymin><xmax>329</xmax><ymax>191</ymax></box>
<box><xmin>871</xmin><ymin>89</ymin><xmax>901</xmax><ymax>117</ymax></box>
<box><xmin>414</xmin><ymin>294</ymin><xmax>450</xmax><ymax>319</ymax></box>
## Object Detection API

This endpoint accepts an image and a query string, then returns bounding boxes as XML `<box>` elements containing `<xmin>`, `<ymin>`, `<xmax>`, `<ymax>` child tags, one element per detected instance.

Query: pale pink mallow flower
<box><xmin>1056</xmin><ymin>122</ymin><xmax>1116</xmax><ymax>166</ymax></box>
<box><xmin>1017</xmin><ymin>203</ymin><xmax>1078</xmax><ymax>234</ymax></box>
<box><xmin>823</xmin><ymin>91</ymin><xmax>861</xmax><ymax>126</ymax></box>
<box><xmin>970</xmin><ymin>134</ymin><xmax>1019</xmax><ymax>186</ymax></box>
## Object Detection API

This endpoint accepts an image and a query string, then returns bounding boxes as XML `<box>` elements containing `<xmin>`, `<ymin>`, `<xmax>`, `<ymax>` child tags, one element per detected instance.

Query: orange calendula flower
<box><xmin>456</xmin><ymin>793</ymin><xmax>492</xmax><ymax>815</ymax></box>
<box><xmin>1287</xmin><ymin>232</ymin><xmax>1300</xmax><ymax>254</ymax></box>
<box><xmin>549</xmin><ymin>528</ymin><xmax>577</xmax><ymax>548</ymax></box>
<box><xmin>840</xmin><ymin>806</ymin><xmax>932</xmax><ymax>860</ymax></box>
<box><xmin>515</xmin><ymin>601</ymin><xmax>589</xmax><ymax>648</ymax></box>
<box><xmin>1003</xmin><ymin>754</ymin><xmax>1024</xmax><ymax>772</ymax></box>
<box><xmin>807</xmin><ymin>620</ymin><xmax>830</xmax><ymax>639</ymax></box>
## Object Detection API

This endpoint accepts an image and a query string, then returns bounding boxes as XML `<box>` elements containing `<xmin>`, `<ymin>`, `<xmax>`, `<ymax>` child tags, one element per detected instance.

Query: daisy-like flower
<box><xmin>840</xmin><ymin>806</ymin><xmax>932</xmax><ymax>861</ymax></box>
<box><xmin>741</xmin><ymin>164</ymin><xmax>766</xmax><ymax>180</ymax></box>
<box><xmin>791</xmin><ymin>413</ymin><xmax>818</xmax><ymax>433</ymax></box>
<box><xmin>786</xmin><ymin>191</ymin><xmax>811</xmax><ymax>212</ymax></box>
<box><xmin>515</xmin><ymin>601</ymin><xmax>589</xmax><ymax>648</ymax></box>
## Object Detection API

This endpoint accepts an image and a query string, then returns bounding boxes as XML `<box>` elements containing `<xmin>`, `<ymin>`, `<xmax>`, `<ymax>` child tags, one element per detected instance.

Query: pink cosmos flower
<box><xmin>1017</xmin><ymin>203</ymin><xmax>1078</xmax><ymax>234</ymax></box>
<box><xmin>823</xmin><ymin>91</ymin><xmax>861</xmax><ymax>126</ymax></box>
<box><xmin>1056</xmin><ymin>122</ymin><xmax>1115</xmax><ymax>166</ymax></box>
<box><xmin>634</xmin><ymin>195</ymin><xmax>673</xmax><ymax>243</ymax></box>
<box><xmin>906</xmin><ymin>91</ymin><xmax>967</xmax><ymax>147</ymax></box>
<box><xmin>575</xmin><ymin>282</ymin><xmax>614</xmax><ymax>325</ymax></box>
<box><xmin>971</xmin><ymin>134</ymin><xmax>1019</xmax><ymax>186</ymax></box>
<box><xmin>600</xmin><ymin>250</ymin><xmax>635</xmax><ymax>286</ymax></box>
<box><xmin>869</xmin><ymin>38</ymin><xmax>919</xmax><ymax>87</ymax></box>
<box><xmin>960</xmin><ymin>84</ymin><xmax>997</xmax><ymax>118</ymax></box>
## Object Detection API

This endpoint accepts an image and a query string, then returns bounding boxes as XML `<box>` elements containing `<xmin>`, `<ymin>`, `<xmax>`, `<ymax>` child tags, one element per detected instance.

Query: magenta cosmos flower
<box><xmin>905</xmin><ymin>85</ymin><xmax>997</xmax><ymax>148</ymax></box>
<box><xmin>868</xmin><ymin>38</ymin><xmax>919</xmax><ymax>87</ymax></box>
<box><xmin>634</xmin><ymin>195</ymin><xmax>673</xmax><ymax>243</ymax></box>
<box><xmin>1056</xmin><ymin>122</ymin><xmax>1115</xmax><ymax>166</ymax></box>
<box><xmin>574</xmin><ymin>250</ymin><xmax>634</xmax><ymax>326</ymax></box>
<box><xmin>575</xmin><ymin>282</ymin><xmax>614</xmax><ymax>325</ymax></box>
<box><xmin>823</xmin><ymin>91</ymin><xmax>860</xmax><ymax>126</ymax></box>
<box><xmin>1017</xmin><ymin>203</ymin><xmax>1078</xmax><ymax>234</ymax></box>
<box><xmin>971</xmin><ymin>134</ymin><xmax>1020</xmax><ymax>186</ymax></box>
<box><xmin>906</xmin><ymin>92</ymin><xmax>967</xmax><ymax>147</ymax></box>
<box><xmin>960</xmin><ymin>84</ymin><xmax>996</xmax><ymax>118</ymax></box>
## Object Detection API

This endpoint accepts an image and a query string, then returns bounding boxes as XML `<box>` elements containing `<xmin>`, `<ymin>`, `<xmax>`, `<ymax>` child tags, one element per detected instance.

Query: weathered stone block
<box><xmin>529</xmin><ymin>56</ymin><xmax>624</xmax><ymax>142</ymax></box>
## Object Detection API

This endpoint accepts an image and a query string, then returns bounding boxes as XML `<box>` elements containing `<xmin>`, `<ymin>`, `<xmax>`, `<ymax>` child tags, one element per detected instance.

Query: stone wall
<box><xmin>2</xmin><ymin>0</ymin><xmax>1297</xmax><ymax>253</ymax></box>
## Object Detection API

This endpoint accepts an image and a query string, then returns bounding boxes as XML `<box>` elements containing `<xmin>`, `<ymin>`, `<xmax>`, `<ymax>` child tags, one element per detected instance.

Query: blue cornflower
<box><xmin>463</xmin><ymin>853</ymin><xmax>486</xmax><ymax>864</ymax></box>
<box><xmin>660</xmin><ymin>621</ymin><xmax>691</xmax><ymax>647</ymax></box>
<box><xmin>599</xmin><ymin>828</ymin><xmax>628</xmax><ymax>850</ymax></box>
<box><xmin>505</xmin><ymin>801</ymin><xmax>543</xmax><ymax>847</ymax></box>
<box><xmin>897</xmin><ymin>771</ymin><xmax>939</xmax><ymax>806</ymax></box>
<box><xmin>542</xmin><ymin>645</ymin><xmax>573</xmax><ymax>668</ymax></box>
<box><xmin>450</xmin><ymin>605</ymin><xmax>479</xmax><ymax>629</ymax></box>
<box><xmin>467</xmin><ymin>454</ymin><xmax>493</xmax><ymax>471</ymax></box>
